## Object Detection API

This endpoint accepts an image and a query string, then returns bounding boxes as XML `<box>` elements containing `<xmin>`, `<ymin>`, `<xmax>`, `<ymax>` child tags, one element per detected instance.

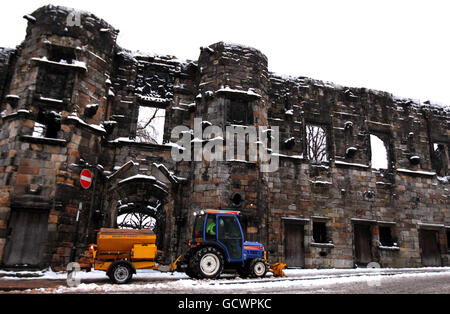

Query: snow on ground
<box><xmin>21</xmin><ymin>269</ymin><xmax>450</xmax><ymax>294</ymax></box>
<box><xmin>2</xmin><ymin>267</ymin><xmax>450</xmax><ymax>294</ymax></box>
<box><xmin>0</xmin><ymin>268</ymin><xmax>188</xmax><ymax>281</ymax></box>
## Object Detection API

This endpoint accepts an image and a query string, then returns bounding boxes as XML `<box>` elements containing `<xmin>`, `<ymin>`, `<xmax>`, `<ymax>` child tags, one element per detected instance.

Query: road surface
<box><xmin>1</xmin><ymin>267</ymin><xmax>449</xmax><ymax>294</ymax></box>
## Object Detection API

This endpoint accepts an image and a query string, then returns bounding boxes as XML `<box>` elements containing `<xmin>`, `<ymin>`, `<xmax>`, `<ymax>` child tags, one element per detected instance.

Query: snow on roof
<box><xmin>165</xmin><ymin>142</ymin><xmax>186</xmax><ymax>151</ymax></box>
<box><xmin>116</xmin><ymin>47</ymin><xmax>189</xmax><ymax>66</ymax></box>
<box><xmin>270</xmin><ymin>72</ymin><xmax>449</xmax><ymax>112</ymax></box>
<box><xmin>219</xmin><ymin>42</ymin><xmax>268</xmax><ymax>60</ymax></box>
<box><xmin>66</xmin><ymin>114</ymin><xmax>106</xmax><ymax>133</ymax></box>
<box><xmin>118</xmin><ymin>174</ymin><xmax>157</xmax><ymax>185</ymax></box>
<box><xmin>153</xmin><ymin>163</ymin><xmax>187</xmax><ymax>184</ymax></box>
<box><xmin>23</xmin><ymin>14</ymin><xmax>36</xmax><ymax>22</ymax></box>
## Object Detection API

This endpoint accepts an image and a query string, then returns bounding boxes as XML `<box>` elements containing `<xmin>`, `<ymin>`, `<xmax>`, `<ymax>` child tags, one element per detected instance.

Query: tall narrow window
<box><xmin>313</xmin><ymin>221</ymin><xmax>328</xmax><ymax>243</ymax></box>
<box><xmin>48</xmin><ymin>45</ymin><xmax>76</xmax><ymax>64</ymax></box>
<box><xmin>433</xmin><ymin>143</ymin><xmax>448</xmax><ymax>177</ymax></box>
<box><xmin>370</xmin><ymin>134</ymin><xmax>388</xmax><ymax>169</ymax></box>
<box><xmin>32</xmin><ymin>110</ymin><xmax>61</xmax><ymax>139</ymax></box>
<box><xmin>136</xmin><ymin>106</ymin><xmax>166</xmax><ymax>144</ymax></box>
<box><xmin>306</xmin><ymin>124</ymin><xmax>328</xmax><ymax>163</ymax></box>
<box><xmin>379</xmin><ymin>226</ymin><xmax>395</xmax><ymax>247</ymax></box>
<box><xmin>446</xmin><ymin>229</ymin><xmax>450</xmax><ymax>251</ymax></box>
<box><xmin>227</xmin><ymin>98</ymin><xmax>253</xmax><ymax>125</ymax></box>
<box><xmin>36</xmin><ymin>64</ymin><xmax>75</xmax><ymax>102</ymax></box>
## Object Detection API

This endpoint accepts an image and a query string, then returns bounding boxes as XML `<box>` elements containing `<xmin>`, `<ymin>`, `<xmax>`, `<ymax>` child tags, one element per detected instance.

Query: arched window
<box><xmin>370</xmin><ymin>134</ymin><xmax>388</xmax><ymax>169</ymax></box>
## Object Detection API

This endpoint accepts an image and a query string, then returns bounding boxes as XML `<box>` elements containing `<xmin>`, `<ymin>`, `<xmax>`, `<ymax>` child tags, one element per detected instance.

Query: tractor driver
<box><xmin>206</xmin><ymin>215</ymin><xmax>216</xmax><ymax>239</ymax></box>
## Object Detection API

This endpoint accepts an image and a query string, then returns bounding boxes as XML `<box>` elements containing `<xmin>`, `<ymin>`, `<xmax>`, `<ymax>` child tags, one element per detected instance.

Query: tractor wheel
<box><xmin>192</xmin><ymin>247</ymin><xmax>224</xmax><ymax>279</ymax></box>
<box><xmin>248</xmin><ymin>258</ymin><xmax>267</xmax><ymax>278</ymax></box>
<box><xmin>108</xmin><ymin>262</ymin><xmax>133</xmax><ymax>284</ymax></box>
<box><xmin>186</xmin><ymin>256</ymin><xmax>201</xmax><ymax>279</ymax></box>
<box><xmin>183</xmin><ymin>249</ymin><xmax>201</xmax><ymax>279</ymax></box>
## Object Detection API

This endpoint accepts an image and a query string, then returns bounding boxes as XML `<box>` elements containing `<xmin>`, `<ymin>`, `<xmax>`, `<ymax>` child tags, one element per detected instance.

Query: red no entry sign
<box><xmin>80</xmin><ymin>169</ymin><xmax>93</xmax><ymax>189</ymax></box>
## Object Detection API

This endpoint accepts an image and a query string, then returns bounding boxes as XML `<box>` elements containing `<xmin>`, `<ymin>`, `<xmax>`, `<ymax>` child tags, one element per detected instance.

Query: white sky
<box><xmin>1</xmin><ymin>0</ymin><xmax>449</xmax><ymax>105</ymax></box>
<box><xmin>370</xmin><ymin>135</ymin><xmax>388</xmax><ymax>169</ymax></box>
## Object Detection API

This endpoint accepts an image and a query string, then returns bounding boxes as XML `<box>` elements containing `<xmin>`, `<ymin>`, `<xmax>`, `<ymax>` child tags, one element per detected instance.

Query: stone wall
<box><xmin>265</xmin><ymin>76</ymin><xmax>449</xmax><ymax>268</ymax></box>
<box><xmin>0</xmin><ymin>4</ymin><xmax>448</xmax><ymax>270</ymax></box>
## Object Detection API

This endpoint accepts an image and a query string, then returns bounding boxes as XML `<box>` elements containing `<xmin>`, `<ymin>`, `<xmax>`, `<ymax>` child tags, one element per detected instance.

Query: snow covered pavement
<box><xmin>1</xmin><ymin>267</ymin><xmax>450</xmax><ymax>294</ymax></box>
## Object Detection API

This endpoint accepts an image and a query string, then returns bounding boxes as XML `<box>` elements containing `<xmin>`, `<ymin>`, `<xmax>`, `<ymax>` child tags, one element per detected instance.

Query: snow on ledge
<box><xmin>309</xmin><ymin>180</ymin><xmax>332</xmax><ymax>185</ymax></box>
<box><xmin>310</xmin><ymin>242</ymin><xmax>335</xmax><ymax>248</ymax></box>
<box><xmin>66</xmin><ymin>115</ymin><xmax>106</xmax><ymax>133</ymax></box>
<box><xmin>31</xmin><ymin>57</ymin><xmax>87</xmax><ymax>72</ymax></box>
<box><xmin>378</xmin><ymin>246</ymin><xmax>400</xmax><ymax>251</ymax></box>
<box><xmin>396</xmin><ymin>168</ymin><xmax>436</xmax><ymax>176</ymax></box>
<box><xmin>216</xmin><ymin>86</ymin><xmax>261</xmax><ymax>99</ymax></box>
<box><xmin>417</xmin><ymin>222</ymin><xmax>445</xmax><ymax>229</ymax></box>
<box><xmin>335</xmin><ymin>160</ymin><xmax>369</xmax><ymax>168</ymax></box>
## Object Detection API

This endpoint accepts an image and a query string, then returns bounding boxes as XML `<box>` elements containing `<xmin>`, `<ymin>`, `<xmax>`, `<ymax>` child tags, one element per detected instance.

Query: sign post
<box><xmin>70</xmin><ymin>169</ymin><xmax>93</xmax><ymax>263</ymax></box>
<box><xmin>70</xmin><ymin>201</ymin><xmax>83</xmax><ymax>263</ymax></box>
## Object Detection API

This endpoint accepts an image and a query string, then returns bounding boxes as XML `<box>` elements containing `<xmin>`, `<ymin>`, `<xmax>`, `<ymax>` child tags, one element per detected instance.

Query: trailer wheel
<box><xmin>108</xmin><ymin>262</ymin><xmax>133</xmax><ymax>284</ymax></box>
<box><xmin>248</xmin><ymin>258</ymin><xmax>267</xmax><ymax>278</ymax></box>
<box><xmin>192</xmin><ymin>247</ymin><xmax>224</xmax><ymax>279</ymax></box>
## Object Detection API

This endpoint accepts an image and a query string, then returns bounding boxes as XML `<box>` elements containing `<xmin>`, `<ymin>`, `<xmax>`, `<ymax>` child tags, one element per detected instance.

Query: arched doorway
<box><xmin>117</xmin><ymin>198</ymin><xmax>163</xmax><ymax>229</ymax></box>
<box><xmin>114</xmin><ymin>175</ymin><xmax>168</xmax><ymax>249</ymax></box>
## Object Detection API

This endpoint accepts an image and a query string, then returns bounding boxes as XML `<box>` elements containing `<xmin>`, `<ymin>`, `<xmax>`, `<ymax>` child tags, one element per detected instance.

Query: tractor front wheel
<box><xmin>248</xmin><ymin>258</ymin><xmax>267</xmax><ymax>278</ymax></box>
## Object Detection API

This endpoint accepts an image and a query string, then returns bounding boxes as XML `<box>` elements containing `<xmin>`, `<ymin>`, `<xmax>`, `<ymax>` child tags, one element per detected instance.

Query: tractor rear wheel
<box><xmin>192</xmin><ymin>247</ymin><xmax>224</xmax><ymax>279</ymax></box>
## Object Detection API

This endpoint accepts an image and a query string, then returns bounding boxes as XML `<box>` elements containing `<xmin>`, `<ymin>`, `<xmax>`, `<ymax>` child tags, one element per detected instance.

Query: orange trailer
<box><xmin>78</xmin><ymin>228</ymin><xmax>160</xmax><ymax>284</ymax></box>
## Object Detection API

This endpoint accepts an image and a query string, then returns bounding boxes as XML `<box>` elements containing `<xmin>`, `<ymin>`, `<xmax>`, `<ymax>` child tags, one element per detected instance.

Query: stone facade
<box><xmin>0</xmin><ymin>5</ymin><xmax>448</xmax><ymax>270</ymax></box>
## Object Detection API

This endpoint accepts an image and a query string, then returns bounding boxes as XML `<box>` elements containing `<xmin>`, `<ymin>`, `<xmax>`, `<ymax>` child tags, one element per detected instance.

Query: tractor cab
<box><xmin>191</xmin><ymin>210</ymin><xmax>247</xmax><ymax>262</ymax></box>
<box><xmin>178</xmin><ymin>209</ymin><xmax>268</xmax><ymax>279</ymax></box>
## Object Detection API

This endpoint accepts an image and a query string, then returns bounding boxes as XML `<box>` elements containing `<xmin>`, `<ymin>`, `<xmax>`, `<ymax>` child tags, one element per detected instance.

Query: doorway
<box><xmin>284</xmin><ymin>222</ymin><xmax>305</xmax><ymax>268</ymax></box>
<box><xmin>354</xmin><ymin>223</ymin><xmax>372</xmax><ymax>266</ymax></box>
<box><xmin>3</xmin><ymin>209</ymin><xmax>49</xmax><ymax>267</ymax></box>
<box><xmin>419</xmin><ymin>229</ymin><xmax>441</xmax><ymax>267</ymax></box>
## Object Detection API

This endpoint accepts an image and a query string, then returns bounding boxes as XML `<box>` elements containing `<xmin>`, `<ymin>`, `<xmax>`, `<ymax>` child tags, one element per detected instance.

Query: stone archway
<box><xmin>114</xmin><ymin>175</ymin><xmax>168</xmax><ymax>249</ymax></box>
<box><xmin>117</xmin><ymin>197</ymin><xmax>163</xmax><ymax>230</ymax></box>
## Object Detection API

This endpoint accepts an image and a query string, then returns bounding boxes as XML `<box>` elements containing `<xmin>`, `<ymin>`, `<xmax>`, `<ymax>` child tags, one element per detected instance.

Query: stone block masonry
<box><xmin>0</xmin><ymin>4</ymin><xmax>448</xmax><ymax>270</ymax></box>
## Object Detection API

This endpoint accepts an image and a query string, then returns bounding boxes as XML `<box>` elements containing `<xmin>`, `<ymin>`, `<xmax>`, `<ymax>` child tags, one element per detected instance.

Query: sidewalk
<box><xmin>1</xmin><ymin>266</ymin><xmax>450</xmax><ymax>292</ymax></box>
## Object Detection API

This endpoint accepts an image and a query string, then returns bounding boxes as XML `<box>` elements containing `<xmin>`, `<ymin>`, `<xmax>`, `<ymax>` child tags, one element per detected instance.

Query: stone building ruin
<box><xmin>0</xmin><ymin>5</ymin><xmax>449</xmax><ymax>270</ymax></box>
